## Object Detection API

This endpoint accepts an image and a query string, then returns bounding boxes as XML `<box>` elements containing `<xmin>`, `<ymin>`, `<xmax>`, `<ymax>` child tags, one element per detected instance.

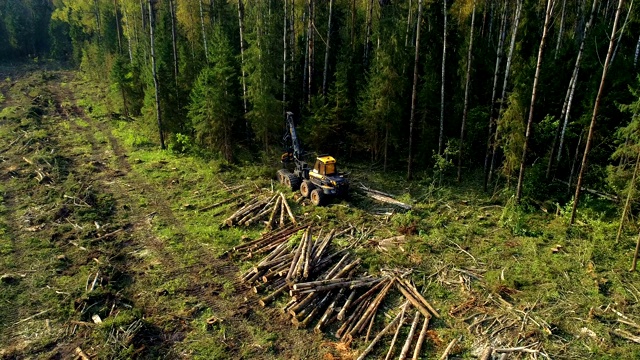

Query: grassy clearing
<box><xmin>3</xmin><ymin>66</ymin><xmax>640</xmax><ymax>359</ymax></box>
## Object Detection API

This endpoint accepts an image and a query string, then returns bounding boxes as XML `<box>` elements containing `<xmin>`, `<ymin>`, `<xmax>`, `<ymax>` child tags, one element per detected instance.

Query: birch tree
<box><xmin>570</xmin><ymin>0</ymin><xmax>624</xmax><ymax>224</ymax></box>
<box><xmin>515</xmin><ymin>0</ymin><xmax>555</xmax><ymax>203</ymax></box>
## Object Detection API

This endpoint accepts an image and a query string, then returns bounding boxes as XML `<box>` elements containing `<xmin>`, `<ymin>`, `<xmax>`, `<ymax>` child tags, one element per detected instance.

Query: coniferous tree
<box><xmin>189</xmin><ymin>27</ymin><xmax>240</xmax><ymax>161</ymax></box>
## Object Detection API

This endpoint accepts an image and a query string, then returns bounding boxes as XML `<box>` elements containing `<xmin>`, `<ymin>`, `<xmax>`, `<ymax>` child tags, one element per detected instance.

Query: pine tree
<box><xmin>188</xmin><ymin>27</ymin><xmax>240</xmax><ymax>161</ymax></box>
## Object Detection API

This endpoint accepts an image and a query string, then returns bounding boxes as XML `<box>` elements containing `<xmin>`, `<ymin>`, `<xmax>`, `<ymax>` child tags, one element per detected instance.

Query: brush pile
<box><xmin>224</xmin><ymin>191</ymin><xmax>296</xmax><ymax>229</ymax></box>
<box><xmin>233</xmin><ymin>226</ymin><xmax>443</xmax><ymax>358</ymax></box>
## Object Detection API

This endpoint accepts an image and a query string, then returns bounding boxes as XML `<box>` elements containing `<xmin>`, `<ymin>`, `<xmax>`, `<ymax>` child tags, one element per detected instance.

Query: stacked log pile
<box><xmin>224</xmin><ymin>191</ymin><xmax>296</xmax><ymax>229</ymax></box>
<box><xmin>233</xmin><ymin>226</ymin><xmax>443</xmax><ymax>359</ymax></box>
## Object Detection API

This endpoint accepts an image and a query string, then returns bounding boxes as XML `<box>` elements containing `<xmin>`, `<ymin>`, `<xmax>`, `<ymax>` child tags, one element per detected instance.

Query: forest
<box><xmin>4</xmin><ymin>0</ymin><xmax>640</xmax><ymax>358</ymax></box>
<box><xmin>2</xmin><ymin>0</ymin><xmax>640</xmax><ymax>209</ymax></box>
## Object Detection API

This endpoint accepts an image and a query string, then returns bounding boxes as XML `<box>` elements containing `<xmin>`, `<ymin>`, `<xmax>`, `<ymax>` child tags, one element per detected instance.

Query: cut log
<box><xmin>384</xmin><ymin>302</ymin><xmax>408</xmax><ymax>360</ymax></box>
<box><xmin>280</xmin><ymin>192</ymin><xmax>297</xmax><ymax>225</ymax></box>
<box><xmin>399</xmin><ymin>310</ymin><xmax>421</xmax><ymax>360</ymax></box>
<box><xmin>356</xmin><ymin>301</ymin><xmax>409</xmax><ymax>360</ymax></box>
<box><xmin>337</xmin><ymin>289</ymin><xmax>357</xmax><ymax>321</ymax></box>
<box><xmin>348</xmin><ymin>278</ymin><xmax>394</xmax><ymax>336</ymax></box>
<box><xmin>266</xmin><ymin>196</ymin><xmax>282</xmax><ymax>230</ymax></box>
<box><xmin>398</xmin><ymin>278</ymin><xmax>440</xmax><ymax>318</ymax></box>
<box><xmin>259</xmin><ymin>282</ymin><xmax>288</xmax><ymax>306</ymax></box>
<box><xmin>395</xmin><ymin>281</ymin><xmax>434</xmax><ymax>320</ymax></box>
<box><xmin>411</xmin><ymin>315</ymin><xmax>430</xmax><ymax>360</ymax></box>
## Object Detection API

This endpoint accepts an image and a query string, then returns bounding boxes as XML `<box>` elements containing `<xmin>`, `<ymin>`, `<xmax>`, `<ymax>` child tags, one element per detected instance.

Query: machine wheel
<box><xmin>286</xmin><ymin>174</ymin><xmax>301</xmax><ymax>191</ymax></box>
<box><xmin>300</xmin><ymin>180</ymin><xmax>315</xmax><ymax>198</ymax></box>
<box><xmin>276</xmin><ymin>169</ymin><xmax>289</xmax><ymax>184</ymax></box>
<box><xmin>310</xmin><ymin>189</ymin><xmax>325</xmax><ymax>206</ymax></box>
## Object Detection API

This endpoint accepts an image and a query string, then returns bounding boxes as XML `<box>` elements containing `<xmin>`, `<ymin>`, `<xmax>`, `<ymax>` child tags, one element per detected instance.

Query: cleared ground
<box><xmin>1</xmin><ymin>65</ymin><xmax>640</xmax><ymax>359</ymax></box>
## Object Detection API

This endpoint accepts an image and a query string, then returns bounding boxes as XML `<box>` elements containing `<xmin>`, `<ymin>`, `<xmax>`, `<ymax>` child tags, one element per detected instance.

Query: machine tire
<box><xmin>300</xmin><ymin>180</ymin><xmax>314</xmax><ymax>198</ymax></box>
<box><xmin>276</xmin><ymin>169</ymin><xmax>289</xmax><ymax>184</ymax></box>
<box><xmin>310</xmin><ymin>189</ymin><xmax>325</xmax><ymax>206</ymax></box>
<box><xmin>287</xmin><ymin>174</ymin><xmax>301</xmax><ymax>191</ymax></box>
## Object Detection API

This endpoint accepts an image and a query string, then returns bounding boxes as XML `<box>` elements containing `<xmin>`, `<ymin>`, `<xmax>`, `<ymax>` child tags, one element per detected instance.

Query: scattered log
<box><xmin>356</xmin><ymin>301</ymin><xmax>409</xmax><ymax>360</ymax></box>
<box><xmin>398</xmin><ymin>278</ymin><xmax>440</xmax><ymax>318</ymax></box>
<box><xmin>198</xmin><ymin>192</ymin><xmax>248</xmax><ymax>212</ymax></box>
<box><xmin>280</xmin><ymin>192</ymin><xmax>297</xmax><ymax>225</ymax></box>
<box><xmin>266</xmin><ymin>195</ymin><xmax>282</xmax><ymax>230</ymax></box>
<box><xmin>399</xmin><ymin>311</ymin><xmax>421</xmax><ymax>360</ymax></box>
<box><xmin>259</xmin><ymin>282</ymin><xmax>288</xmax><ymax>306</ymax></box>
<box><xmin>89</xmin><ymin>228</ymin><xmax>123</xmax><ymax>243</ymax></box>
<box><xmin>348</xmin><ymin>278</ymin><xmax>394</xmax><ymax>337</ymax></box>
<box><xmin>385</xmin><ymin>302</ymin><xmax>408</xmax><ymax>360</ymax></box>
<box><xmin>438</xmin><ymin>338</ymin><xmax>458</xmax><ymax>360</ymax></box>
<box><xmin>75</xmin><ymin>347</ymin><xmax>91</xmax><ymax>360</ymax></box>
<box><xmin>279</xmin><ymin>196</ymin><xmax>286</xmax><ymax>228</ymax></box>
<box><xmin>411</xmin><ymin>315</ymin><xmax>430</xmax><ymax>360</ymax></box>
<box><xmin>337</xmin><ymin>290</ymin><xmax>357</xmax><ymax>321</ymax></box>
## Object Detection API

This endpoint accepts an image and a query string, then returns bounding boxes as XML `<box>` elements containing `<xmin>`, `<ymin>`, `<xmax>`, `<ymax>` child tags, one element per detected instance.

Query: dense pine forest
<box><xmin>7</xmin><ymin>1</ymin><xmax>640</xmax><ymax>358</ymax></box>
<box><xmin>2</xmin><ymin>0</ymin><xmax>640</xmax><ymax>208</ymax></box>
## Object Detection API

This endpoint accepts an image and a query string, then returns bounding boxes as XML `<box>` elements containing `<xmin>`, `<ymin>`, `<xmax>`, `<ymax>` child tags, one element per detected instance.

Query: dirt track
<box><xmin>0</xmin><ymin>68</ymin><xmax>331</xmax><ymax>359</ymax></box>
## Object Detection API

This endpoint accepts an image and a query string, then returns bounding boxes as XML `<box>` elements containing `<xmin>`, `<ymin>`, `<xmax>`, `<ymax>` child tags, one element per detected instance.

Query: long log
<box><xmin>398</xmin><ymin>278</ymin><xmax>440</xmax><ymax>318</ymax></box>
<box><xmin>295</xmin><ymin>228</ymin><xmax>310</xmax><ymax>280</ymax></box>
<box><xmin>266</xmin><ymin>196</ymin><xmax>282</xmax><ymax>230</ymax></box>
<box><xmin>348</xmin><ymin>278</ymin><xmax>394</xmax><ymax>336</ymax></box>
<box><xmin>245</xmin><ymin>194</ymin><xmax>279</xmax><ymax>225</ymax></box>
<box><xmin>411</xmin><ymin>315</ymin><xmax>430</xmax><ymax>360</ymax></box>
<box><xmin>438</xmin><ymin>338</ymin><xmax>458</xmax><ymax>360</ymax></box>
<box><xmin>337</xmin><ymin>298</ymin><xmax>370</xmax><ymax>339</ymax></box>
<box><xmin>279</xmin><ymin>196</ymin><xmax>286</xmax><ymax>228</ymax></box>
<box><xmin>286</xmin><ymin>237</ymin><xmax>304</xmax><ymax>284</ymax></box>
<box><xmin>280</xmin><ymin>192</ymin><xmax>297</xmax><ymax>225</ymax></box>
<box><xmin>337</xmin><ymin>290</ymin><xmax>357</xmax><ymax>321</ymax></box>
<box><xmin>384</xmin><ymin>303</ymin><xmax>408</xmax><ymax>360</ymax></box>
<box><xmin>314</xmin><ymin>288</ymin><xmax>346</xmax><ymax>333</ymax></box>
<box><xmin>356</xmin><ymin>301</ymin><xmax>409</xmax><ymax>360</ymax></box>
<box><xmin>399</xmin><ymin>311</ymin><xmax>421</xmax><ymax>360</ymax></box>
<box><xmin>198</xmin><ymin>191</ymin><xmax>248</xmax><ymax>212</ymax></box>
<box><xmin>395</xmin><ymin>281</ymin><xmax>433</xmax><ymax>320</ymax></box>
<box><xmin>293</xmin><ymin>277</ymin><xmax>379</xmax><ymax>294</ymax></box>
<box><xmin>259</xmin><ymin>281</ymin><xmax>288</xmax><ymax>306</ymax></box>
<box><xmin>303</xmin><ymin>227</ymin><xmax>313</xmax><ymax>278</ymax></box>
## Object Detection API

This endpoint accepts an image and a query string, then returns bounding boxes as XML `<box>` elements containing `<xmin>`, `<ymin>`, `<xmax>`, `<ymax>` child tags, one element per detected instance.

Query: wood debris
<box><xmin>358</xmin><ymin>184</ymin><xmax>412</xmax><ymax>210</ymax></box>
<box><xmin>224</xmin><ymin>191</ymin><xmax>296</xmax><ymax>229</ymax></box>
<box><xmin>232</xmin><ymin>226</ymin><xmax>442</xmax><ymax>359</ymax></box>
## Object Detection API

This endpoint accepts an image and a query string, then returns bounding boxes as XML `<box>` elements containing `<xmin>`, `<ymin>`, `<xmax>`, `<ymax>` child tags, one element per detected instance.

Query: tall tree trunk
<box><xmin>634</xmin><ymin>34</ymin><xmax>640</xmax><ymax>67</ymax></box>
<box><xmin>483</xmin><ymin>2</ymin><xmax>507</xmax><ymax>191</ymax></box>
<box><xmin>308</xmin><ymin>0</ymin><xmax>315</xmax><ymax>105</ymax></box>
<box><xmin>322</xmin><ymin>0</ymin><xmax>334</xmax><ymax>100</ymax></box>
<box><xmin>611</xmin><ymin>0</ymin><xmax>633</xmax><ymax>65</ymax></box>
<box><xmin>148</xmin><ymin>0</ymin><xmax>165</xmax><ymax>150</ymax></box>
<box><xmin>515</xmin><ymin>0</ymin><xmax>555</xmax><ymax>203</ymax></box>
<box><xmin>407</xmin><ymin>0</ymin><xmax>423</xmax><ymax>180</ymax></box>
<box><xmin>94</xmin><ymin>0</ymin><xmax>103</xmax><ymax>46</ymax></box>
<box><xmin>140</xmin><ymin>0</ymin><xmax>146</xmax><ymax>30</ymax></box>
<box><xmin>547</xmin><ymin>0</ymin><xmax>597</xmax><ymax>179</ymax></box>
<box><xmin>405</xmin><ymin>0</ymin><xmax>412</xmax><ymax>47</ymax></box>
<box><xmin>555</xmin><ymin>0</ymin><xmax>566</xmax><ymax>59</ymax></box>
<box><xmin>457</xmin><ymin>1</ymin><xmax>476</xmax><ymax>182</ymax></box>
<box><xmin>568</xmin><ymin>128</ymin><xmax>585</xmax><ymax>192</ymax></box>
<box><xmin>302</xmin><ymin>2</ymin><xmax>309</xmax><ymax>105</ymax></box>
<box><xmin>114</xmin><ymin>0</ymin><xmax>122</xmax><ymax>53</ymax></box>
<box><xmin>122</xmin><ymin>4</ymin><xmax>134</xmax><ymax>63</ymax></box>
<box><xmin>364</xmin><ymin>0</ymin><xmax>374</xmax><ymax>66</ymax></box>
<box><xmin>570</xmin><ymin>0</ymin><xmax>624</xmax><ymax>224</ymax></box>
<box><xmin>283</xmin><ymin>0</ymin><xmax>288</xmax><ymax>113</ymax></box>
<box><xmin>238</xmin><ymin>0</ymin><xmax>248</xmax><ymax>115</ymax></box>
<box><xmin>488</xmin><ymin>0</ymin><xmax>522</xmax><ymax>188</ymax></box>
<box><xmin>169</xmin><ymin>0</ymin><xmax>179</xmax><ymax>109</ymax></box>
<box><xmin>616</xmin><ymin>145</ymin><xmax>640</xmax><ymax>243</ymax></box>
<box><xmin>199</xmin><ymin>0</ymin><xmax>209</xmax><ymax>62</ymax></box>
<box><xmin>439</xmin><ymin>0</ymin><xmax>448</xmax><ymax>155</ymax></box>
<box><xmin>351</xmin><ymin>0</ymin><xmax>356</xmax><ymax>51</ymax></box>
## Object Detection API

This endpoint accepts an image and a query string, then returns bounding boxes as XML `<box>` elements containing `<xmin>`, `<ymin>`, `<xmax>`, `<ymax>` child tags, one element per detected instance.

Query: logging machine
<box><xmin>277</xmin><ymin>112</ymin><xmax>349</xmax><ymax>206</ymax></box>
